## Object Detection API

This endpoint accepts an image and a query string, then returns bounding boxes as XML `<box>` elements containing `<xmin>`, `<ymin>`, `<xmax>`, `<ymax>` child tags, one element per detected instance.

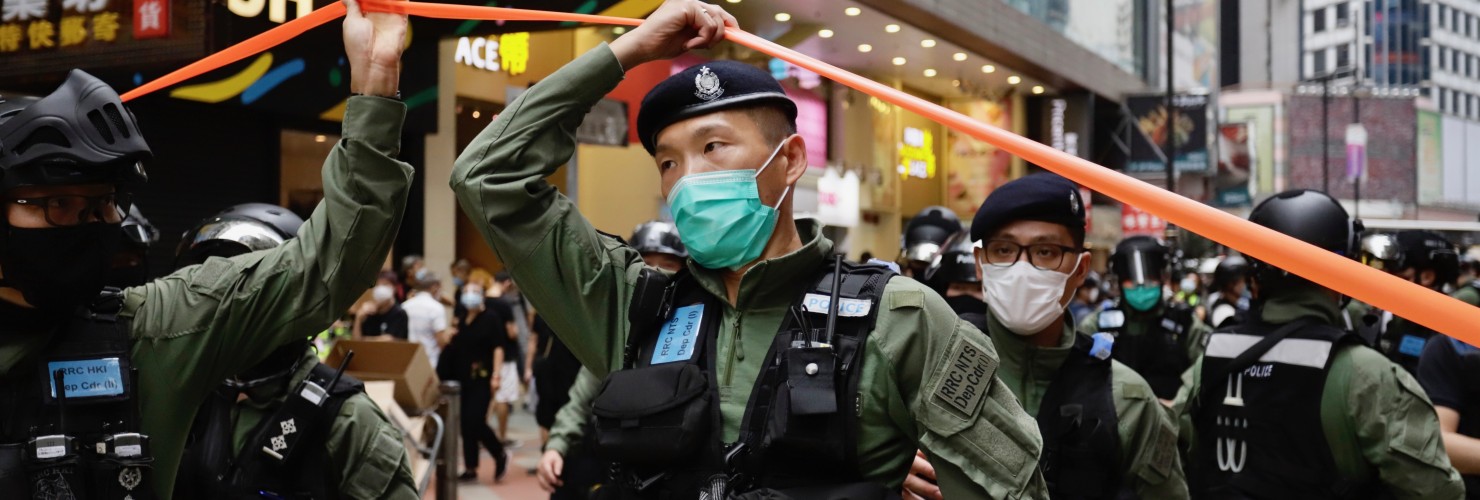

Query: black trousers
<box><xmin>461</xmin><ymin>384</ymin><xmax>506</xmax><ymax>470</ymax></box>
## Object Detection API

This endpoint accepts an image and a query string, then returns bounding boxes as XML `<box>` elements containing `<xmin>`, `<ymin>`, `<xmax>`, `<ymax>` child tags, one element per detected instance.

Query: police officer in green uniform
<box><xmin>900</xmin><ymin>206</ymin><xmax>962</xmax><ymax>279</ymax></box>
<box><xmin>0</xmin><ymin>3</ymin><xmax>411</xmax><ymax>498</ymax></box>
<box><xmin>172</xmin><ymin>203</ymin><xmax>417</xmax><ymax>499</ymax></box>
<box><xmin>905</xmin><ymin>174</ymin><xmax>1186</xmax><ymax>499</ymax></box>
<box><xmin>1357</xmin><ymin>230</ymin><xmax>1460</xmax><ymax>374</ymax></box>
<box><xmin>450</xmin><ymin>1</ymin><xmax>1045</xmax><ymax>497</ymax></box>
<box><xmin>1078</xmin><ymin>236</ymin><xmax>1211</xmax><ymax>403</ymax></box>
<box><xmin>537</xmin><ymin>221</ymin><xmax>688</xmax><ymax>499</ymax></box>
<box><xmin>1173</xmin><ymin>189</ymin><xmax>1462</xmax><ymax>498</ymax></box>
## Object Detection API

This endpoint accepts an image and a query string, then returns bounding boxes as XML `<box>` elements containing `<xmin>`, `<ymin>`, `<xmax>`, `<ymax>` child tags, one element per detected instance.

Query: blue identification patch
<box><xmin>1399</xmin><ymin>335</ymin><xmax>1427</xmax><ymax>357</ymax></box>
<box><xmin>47</xmin><ymin>358</ymin><xmax>124</xmax><ymax>399</ymax></box>
<box><xmin>651</xmin><ymin>304</ymin><xmax>705</xmax><ymax>365</ymax></box>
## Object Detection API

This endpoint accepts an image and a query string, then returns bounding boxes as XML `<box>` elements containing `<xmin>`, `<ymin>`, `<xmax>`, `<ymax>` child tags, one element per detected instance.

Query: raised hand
<box><xmin>343</xmin><ymin>0</ymin><xmax>407</xmax><ymax>97</ymax></box>
<box><xmin>608</xmin><ymin>0</ymin><xmax>738</xmax><ymax>70</ymax></box>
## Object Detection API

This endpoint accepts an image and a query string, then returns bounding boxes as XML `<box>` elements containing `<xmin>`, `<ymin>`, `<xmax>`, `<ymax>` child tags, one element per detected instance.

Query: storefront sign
<box><xmin>817</xmin><ymin>168</ymin><xmax>860</xmax><ymax>227</ymax></box>
<box><xmin>226</xmin><ymin>0</ymin><xmax>308</xmax><ymax>23</ymax></box>
<box><xmin>899</xmin><ymin>127</ymin><xmax>936</xmax><ymax>179</ymax></box>
<box><xmin>0</xmin><ymin>0</ymin><xmax>201</xmax><ymax>84</ymax></box>
<box><xmin>454</xmin><ymin>32</ymin><xmax>528</xmax><ymax>75</ymax></box>
<box><xmin>1050</xmin><ymin>98</ymin><xmax>1077</xmax><ymax>156</ymax></box>
<box><xmin>131</xmin><ymin>0</ymin><xmax>165</xmax><ymax>38</ymax></box>
<box><xmin>1121</xmin><ymin>203</ymin><xmax>1166</xmax><ymax>237</ymax></box>
<box><xmin>1214</xmin><ymin>122</ymin><xmax>1254</xmax><ymax>207</ymax></box>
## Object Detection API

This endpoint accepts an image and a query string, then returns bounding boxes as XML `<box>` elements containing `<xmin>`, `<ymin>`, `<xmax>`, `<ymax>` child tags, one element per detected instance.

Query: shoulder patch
<box><xmin>930</xmin><ymin>333</ymin><xmax>995</xmax><ymax>419</ymax></box>
<box><xmin>888</xmin><ymin>289</ymin><xmax>925</xmax><ymax>310</ymax></box>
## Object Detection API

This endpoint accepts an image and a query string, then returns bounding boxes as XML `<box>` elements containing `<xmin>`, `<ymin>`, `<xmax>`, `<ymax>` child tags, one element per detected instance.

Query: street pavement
<box><xmin>424</xmin><ymin>404</ymin><xmax>550</xmax><ymax>500</ymax></box>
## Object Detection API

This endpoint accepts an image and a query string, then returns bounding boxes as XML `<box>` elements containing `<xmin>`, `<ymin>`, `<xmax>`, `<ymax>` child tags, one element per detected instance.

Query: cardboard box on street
<box><xmin>325</xmin><ymin>340</ymin><xmax>441</xmax><ymax>412</ymax></box>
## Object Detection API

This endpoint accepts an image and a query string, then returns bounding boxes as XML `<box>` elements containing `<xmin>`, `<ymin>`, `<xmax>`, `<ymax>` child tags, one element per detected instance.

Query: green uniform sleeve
<box><xmin>1110</xmin><ymin>362</ymin><xmax>1189</xmax><ymax>499</ymax></box>
<box><xmin>449</xmin><ymin>44</ymin><xmax>639</xmax><ymax>376</ymax></box>
<box><xmin>1337</xmin><ymin>348</ymin><xmax>1464</xmax><ymax>499</ymax></box>
<box><xmin>1171</xmin><ymin>356</ymin><xmax>1203</xmax><ymax>451</ymax></box>
<box><xmin>1075</xmin><ymin>311</ymin><xmax>1100</xmax><ymax>335</ymax></box>
<box><xmin>1184</xmin><ymin>319</ymin><xmax>1212</xmax><ymax>362</ymax></box>
<box><xmin>325</xmin><ymin>393</ymin><xmax>420</xmax><ymax>500</ymax></box>
<box><xmin>1450</xmin><ymin>286</ymin><xmax>1480</xmax><ymax>308</ymax></box>
<box><xmin>546</xmin><ymin>367</ymin><xmax>602</xmax><ymax>456</ymax></box>
<box><xmin>873</xmin><ymin>280</ymin><xmax>1048</xmax><ymax>499</ymax></box>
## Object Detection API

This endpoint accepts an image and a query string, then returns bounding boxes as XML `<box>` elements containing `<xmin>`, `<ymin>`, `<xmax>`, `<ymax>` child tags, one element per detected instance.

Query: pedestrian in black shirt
<box><xmin>354</xmin><ymin>281</ymin><xmax>410</xmax><ymax>340</ymax></box>
<box><xmin>437</xmin><ymin>282</ymin><xmax>511</xmax><ymax>482</ymax></box>
<box><xmin>1418</xmin><ymin>335</ymin><xmax>1480</xmax><ymax>497</ymax></box>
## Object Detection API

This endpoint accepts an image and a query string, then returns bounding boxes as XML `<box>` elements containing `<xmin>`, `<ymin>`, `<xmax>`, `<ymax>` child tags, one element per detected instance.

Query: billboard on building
<box><xmin>1416</xmin><ymin>110</ymin><xmax>1441</xmax><ymax>205</ymax></box>
<box><xmin>1214</xmin><ymin>122</ymin><xmax>1254</xmax><ymax>206</ymax></box>
<box><xmin>945</xmin><ymin>97</ymin><xmax>1015</xmax><ymax>217</ymax></box>
<box><xmin>1286</xmin><ymin>95</ymin><xmax>1414</xmax><ymax>202</ymax></box>
<box><xmin>1126</xmin><ymin>94</ymin><xmax>1211</xmax><ymax>174</ymax></box>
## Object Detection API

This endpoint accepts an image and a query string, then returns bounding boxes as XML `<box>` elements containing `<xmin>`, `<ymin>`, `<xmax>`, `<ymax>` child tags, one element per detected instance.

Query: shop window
<box><xmin>1314</xmin><ymin>7</ymin><xmax>1327</xmax><ymax>32</ymax></box>
<box><xmin>1337</xmin><ymin>3</ymin><xmax>1350</xmax><ymax>27</ymax></box>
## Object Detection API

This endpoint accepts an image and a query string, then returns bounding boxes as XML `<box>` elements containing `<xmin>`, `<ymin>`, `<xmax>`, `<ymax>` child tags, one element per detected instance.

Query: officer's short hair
<box><xmin>737</xmin><ymin>104</ymin><xmax>797</xmax><ymax>148</ymax></box>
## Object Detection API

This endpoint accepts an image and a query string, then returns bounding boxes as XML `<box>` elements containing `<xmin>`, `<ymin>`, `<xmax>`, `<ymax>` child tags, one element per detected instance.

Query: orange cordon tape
<box><xmin>119</xmin><ymin>0</ymin><xmax>1480</xmax><ymax>347</ymax></box>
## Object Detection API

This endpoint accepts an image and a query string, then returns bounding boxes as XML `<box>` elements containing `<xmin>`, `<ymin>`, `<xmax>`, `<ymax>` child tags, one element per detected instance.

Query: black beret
<box><xmin>636</xmin><ymin>61</ymin><xmax>798</xmax><ymax>155</ymax></box>
<box><xmin>970</xmin><ymin>173</ymin><xmax>1086</xmax><ymax>244</ymax></box>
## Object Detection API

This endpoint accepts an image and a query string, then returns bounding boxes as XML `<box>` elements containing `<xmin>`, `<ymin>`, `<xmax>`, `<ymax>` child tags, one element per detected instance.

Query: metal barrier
<box><xmin>436</xmin><ymin>380</ymin><xmax>462</xmax><ymax>500</ymax></box>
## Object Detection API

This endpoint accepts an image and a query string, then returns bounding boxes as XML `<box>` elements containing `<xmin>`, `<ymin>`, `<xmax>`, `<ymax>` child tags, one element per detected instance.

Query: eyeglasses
<box><xmin>981</xmin><ymin>240</ymin><xmax>1084</xmax><ymax>270</ymax></box>
<box><xmin>9</xmin><ymin>192</ymin><xmax>130</xmax><ymax>227</ymax></box>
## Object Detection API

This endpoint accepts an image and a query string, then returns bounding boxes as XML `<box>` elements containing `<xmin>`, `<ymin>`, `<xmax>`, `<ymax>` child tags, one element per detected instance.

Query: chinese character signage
<box><xmin>0</xmin><ymin>0</ymin><xmax>200</xmax><ymax>85</ymax></box>
<box><xmin>899</xmin><ymin>127</ymin><xmax>937</xmax><ymax>179</ymax></box>
<box><xmin>1121</xmin><ymin>203</ymin><xmax>1167</xmax><ymax>237</ymax></box>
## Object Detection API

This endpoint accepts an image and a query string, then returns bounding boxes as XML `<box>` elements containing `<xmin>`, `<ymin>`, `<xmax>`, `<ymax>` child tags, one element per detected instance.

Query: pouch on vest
<box><xmin>591</xmin><ymin>362</ymin><xmax>712</xmax><ymax>467</ymax></box>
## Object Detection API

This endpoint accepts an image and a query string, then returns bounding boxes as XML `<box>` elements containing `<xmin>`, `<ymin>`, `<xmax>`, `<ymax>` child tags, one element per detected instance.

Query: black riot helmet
<box><xmin>1211</xmin><ymin>255</ymin><xmax>1249</xmax><ymax>292</ymax></box>
<box><xmin>1246</xmin><ymin>189</ymin><xmax>1362</xmax><ymax>284</ymax></box>
<box><xmin>175</xmin><ymin>203</ymin><xmax>303</xmax><ymax>268</ymax></box>
<box><xmin>901</xmin><ymin>205</ymin><xmax>962</xmax><ymax>265</ymax></box>
<box><xmin>120</xmin><ymin>205</ymin><xmax>159</xmax><ymax>251</ymax></box>
<box><xmin>1110</xmin><ymin>236</ymin><xmax>1170</xmax><ymax>286</ymax></box>
<box><xmin>923</xmin><ymin>231</ymin><xmax>979</xmax><ymax>291</ymax></box>
<box><xmin>0</xmin><ymin>70</ymin><xmax>150</xmax><ymax>191</ymax></box>
<box><xmin>107</xmin><ymin>204</ymin><xmax>159</xmax><ymax>288</ymax></box>
<box><xmin>1394</xmin><ymin>230</ymin><xmax>1460</xmax><ymax>288</ymax></box>
<box><xmin>630</xmin><ymin>220</ymin><xmax>687</xmax><ymax>259</ymax></box>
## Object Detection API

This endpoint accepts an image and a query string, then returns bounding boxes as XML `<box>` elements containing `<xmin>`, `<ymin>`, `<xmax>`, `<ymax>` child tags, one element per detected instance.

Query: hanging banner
<box><xmin>1121</xmin><ymin>203</ymin><xmax>1167</xmax><ymax>237</ymax></box>
<box><xmin>1214</xmin><ymin>122</ymin><xmax>1253</xmax><ymax>207</ymax></box>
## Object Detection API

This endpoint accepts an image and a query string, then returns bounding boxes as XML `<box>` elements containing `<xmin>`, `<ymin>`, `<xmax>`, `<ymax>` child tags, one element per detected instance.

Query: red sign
<box><xmin>132</xmin><ymin>0</ymin><xmax>167</xmax><ymax>39</ymax></box>
<box><xmin>1121</xmin><ymin>203</ymin><xmax>1166</xmax><ymax>237</ymax></box>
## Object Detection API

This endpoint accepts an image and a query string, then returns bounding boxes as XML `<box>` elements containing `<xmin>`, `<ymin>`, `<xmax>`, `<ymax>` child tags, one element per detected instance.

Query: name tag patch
<box><xmin>47</xmin><ymin>358</ymin><xmax>124</xmax><ymax>399</ymax></box>
<box><xmin>933</xmin><ymin>337</ymin><xmax>991</xmax><ymax>416</ymax></box>
<box><xmin>801</xmin><ymin>293</ymin><xmax>872</xmax><ymax>317</ymax></box>
<box><xmin>651</xmin><ymin>304</ymin><xmax>704</xmax><ymax>365</ymax></box>
<box><xmin>1399</xmin><ymin>335</ymin><xmax>1427</xmax><ymax>357</ymax></box>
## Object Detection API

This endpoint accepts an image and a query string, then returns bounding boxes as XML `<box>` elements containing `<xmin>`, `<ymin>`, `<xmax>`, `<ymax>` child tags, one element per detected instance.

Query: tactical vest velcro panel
<box><xmin>0</xmin><ymin>289</ymin><xmax>157</xmax><ymax>499</ymax></box>
<box><xmin>1192</xmin><ymin>321</ymin><xmax>1363</xmax><ymax>499</ymax></box>
<box><xmin>1035</xmin><ymin>334</ymin><xmax>1123</xmax><ymax>499</ymax></box>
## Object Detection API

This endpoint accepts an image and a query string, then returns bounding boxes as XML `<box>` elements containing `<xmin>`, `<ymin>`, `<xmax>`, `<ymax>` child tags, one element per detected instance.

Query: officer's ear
<box><xmin>780</xmin><ymin>134</ymin><xmax>807</xmax><ymax>186</ymax></box>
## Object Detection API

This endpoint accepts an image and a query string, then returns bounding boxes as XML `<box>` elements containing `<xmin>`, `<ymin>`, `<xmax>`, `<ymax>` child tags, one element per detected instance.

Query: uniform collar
<box><xmin>986</xmin><ymin>310</ymin><xmax>1077</xmax><ymax>381</ymax></box>
<box><xmin>690</xmin><ymin>219</ymin><xmax>832</xmax><ymax>310</ymax></box>
<box><xmin>1258</xmin><ymin>285</ymin><xmax>1343</xmax><ymax>325</ymax></box>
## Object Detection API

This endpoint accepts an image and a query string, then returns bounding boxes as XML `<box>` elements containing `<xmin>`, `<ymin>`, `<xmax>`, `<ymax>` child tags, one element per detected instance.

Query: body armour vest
<box><xmin>1096</xmin><ymin>304</ymin><xmax>1194</xmax><ymax>400</ymax></box>
<box><xmin>175</xmin><ymin>362</ymin><xmax>364</xmax><ymax>500</ymax></box>
<box><xmin>1377</xmin><ymin>316</ymin><xmax>1435</xmax><ymax>375</ymax></box>
<box><xmin>0</xmin><ymin>289</ymin><xmax>156</xmax><ymax>500</ymax></box>
<box><xmin>588</xmin><ymin>260</ymin><xmax>899</xmax><ymax>500</ymax></box>
<box><xmin>1191</xmin><ymin>318</ymin><xmax>1369</xmax><ymax>499</ymax></box>
<box><xmin>1035</xmin><ymin>334</ymin><xmax>1123</xmax><ymax>499</ymax></box>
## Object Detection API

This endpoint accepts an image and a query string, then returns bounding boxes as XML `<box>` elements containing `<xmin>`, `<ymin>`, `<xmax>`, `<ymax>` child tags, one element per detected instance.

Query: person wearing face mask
<box><xmin>921</xmin><ymin>231</ymin><xmax>987</xmax><ymax>331</ymax></box>
<box><xmin>1359</xmin><ymin>230</ymin><xmax>1460</xmax><ymax>374</ymax></box>
<box><xmin>0</xmin><ymin>3</ymin><xmax>410</xmax><ymax>498</ymax></box>
<box><xmin>899</xmin><ymin>206</ymin><xmax>962</xmax><ymax>279</ymax></box>
<box><xmin>173</xmin><ymin>203</ymin><xmax>417</xmax><ymax>499</ymax></box>
<box><xmin>1077</xmin><ymin>236</ymin><xmax>1211</xmax><ymax>403</ymax></box>
<box><xmin>449</xmin><ymin>1</ymin><xmax>1045</xmax><ymax>497</ymax></box>
<box><xmin>1172</xmin><ymin>189</ymin><xmax>1462</xmax><ymax>499</ymax></box>
<box><xmin>909</xmin><ymin>173</ymin><xmax>1186</xmax><ymax>499</ymax></box>
<box><xmin>437</xmin><ymin>282</ymin><xmax>513</xmax><ymax>483</ymax></box>
<box><xmin>354</xmin><ymin>277</ymin><xmax>411</xmax><ymax>341</ymax></box>
<box><xmin>1204</xmin><ymin>255</ymin><xmax>1250</xmax><ymax>329</ymax></box>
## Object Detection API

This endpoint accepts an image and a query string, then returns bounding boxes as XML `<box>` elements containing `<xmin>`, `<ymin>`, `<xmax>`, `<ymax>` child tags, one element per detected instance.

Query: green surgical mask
<box><xmin>668</xmin><ymin>136</ymin><xmax>795</xmax><ymax>270</ymax></box>
<box><xmin>1123</xmin><ymin>284</ymin><xmax>1162</xmax><ymax>312</ymax></box>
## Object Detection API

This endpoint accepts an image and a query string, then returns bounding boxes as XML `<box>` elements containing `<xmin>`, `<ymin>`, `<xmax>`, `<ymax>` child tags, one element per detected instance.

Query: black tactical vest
<box><xmin>1378</xmin><ymin>316</ymin><xmax>1435</xmax><ymax>375</ymax></box>
<box><xmin>1035</xmin><ymin>334</ymin><xmax>1123</xmax><ymax>499</ymax></box>
<box><xmin>1191</xmin><ymin>318</ymin><xmax>1370</xmax><ymax>499</ymax></box>
<box><xmin>1096</xmin><ymin>303</ymin><xmax>1195</xmax><ymax>399</ymax></box>
<box><xmin>175</xmin><ymin>362</ymin><xmax>364</xmax><ymax>500</ymax></box>
<box><xmin>0</xmin><ymin>289</ymin><xmax>157</xmax><ymax>500</ymax></box>
<box><xmin>589</xmin><ymin>260</ymin><xmax>899</xmax><ymax>499</ymax></box>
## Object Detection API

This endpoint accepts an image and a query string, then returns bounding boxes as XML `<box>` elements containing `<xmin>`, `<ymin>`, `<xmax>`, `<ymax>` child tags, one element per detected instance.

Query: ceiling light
<box><xmin>921</xmin><ymin>39</ymin><xmax>936</xmax><ymax>48</ymax></box>
<box><xmin>472</xmin><ymin>110</ymin><xmax>481</xmax><ymax>119</ymax></box>
<box><xmin>1031</xmin><ymin>85</ymin><xmax>1045</xmax><ymax>94</ymax></box>
<box><xmin>981</xmin><ymin>64</ymin><xmax>996</xmax><ymax>73</ymax></box>
<box><xmin>314</xmin><ymin>135</ymin><xmax>326</xmax><ymax>143</ymax></box>
<box><xmin>726</xmin><ymin>0</ymin><xmax>740</xmax><ymax>3</ymax></box>
<box><xmin>952</xmin><ymin>79</ymin><xmax>961</xmax><ymax>87</ymax></box>
<box><xmin>892</xmin><ymin>57</ymin><xmax>906</xmax><ymax>66</ymax></box>
<box><xmin>775</xmin><ymin>12</ymin><xmax>791</xmax><ymax>22</ymax></box>
<box><xmin>818</xmin><ymin>29</ymin><xmax>834</xmax><ymax>38</ymax></box>
<box><xmin>1007</xmin><ymin>75</ymin><xmax>1021</xmax><ymax>85</ymax></box>
<box><xmin>923</xmin><ymin>68</ymin><xmax>937</xmax><ymax>77</ymax></box>
<box><xmin>858</xmin><ymin>44</ymin><xmax>873</xmax><ymax>53</ymax></box>
<box><xmin>953</xmin><ymin>52</ymin><xmax>967</xmax><ymax>61</ymax></box>
<box><xmin>845</xmin><ymin>7</ymin><xmax>861</xmax><ymax>16</ymax></box>
<box><xmin>885</xmin><ymin>24</ymin><xmax>900</xmax><ymax>33</ymax></box>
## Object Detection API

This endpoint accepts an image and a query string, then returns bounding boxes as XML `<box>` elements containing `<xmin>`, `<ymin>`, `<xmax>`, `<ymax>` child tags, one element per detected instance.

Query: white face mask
<box><xmin>372</xmin><ymin>284</ymin><xmax>395</xmax><ymax>304</ymax></box>
<box><xmin>1180</xmin><ymin>277</ymin><xmax>1197</xmax><ymax>293</ymax></box>
<box><xmin>981</xmin><ymin>257</ymin><xmax>1080</xmax><ymax>336</ymax></box>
